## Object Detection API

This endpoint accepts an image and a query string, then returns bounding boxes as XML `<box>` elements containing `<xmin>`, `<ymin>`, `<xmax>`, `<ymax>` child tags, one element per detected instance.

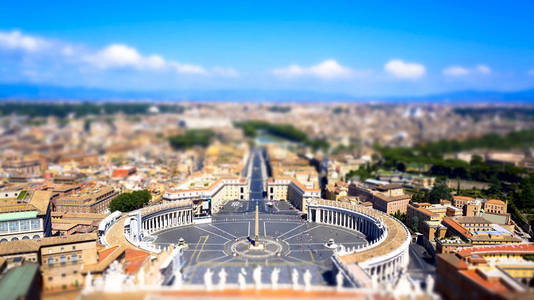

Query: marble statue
<box><xmin>303</xmin><ymin>269</ymin><xmax>312</xmax><ymax>291</ymax></box>
<box><xmin>218</xmin><ymin>268</ymin><xmax>227</xmax><ymax>290</ymax></box>
<box><xmin>85</xmin><ymin>272</ymin><xmax>93</xmax><ymax>290</ymax></box>
<box><xmin>173</xmin><ymin>269</ymin><xmax>183</xmax><ymax>287</ymax></box>
<box><xmin>137</xmin><ymin>266</ymin><xmax>145</xmax><ymax>286</ymax></box>
<box><xmin>238</xmin><ymin>272</ymin><xmax>247</xmax><ymax>290</ymax></box>
<box><xmin>426</xmin><ymin>274</ymin><xmax>435</xmax><ymax>294</ymax></box>
<box><xmin>253</xmin><ymin>265</ymin><xmax>262</xmax><ymax>289</ymax></box>
<box><xmin>336</xmin><ymin>271</ymin><xmax>344</xmax><ymax>291</ymax></box>
<box><xmin>204</xmin><ymin>268</ymin><xmax>213</xmax><ymax>290</ymax></box>
<box><xmin>270</xmin><ymin>268</ymin><xmax>280</xmax><ymax>290</ymax></box>
<box><xmin>291</xmin><ymin>268</ymin><xmax>299</xmax><ymax>290</ymax></box>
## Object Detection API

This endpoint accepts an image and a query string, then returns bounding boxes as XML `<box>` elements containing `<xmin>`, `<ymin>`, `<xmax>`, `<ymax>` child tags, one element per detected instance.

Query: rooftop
<box><xmin>0</xmin><ymin>263</ymin><xmax>39</xmax><ymax>300</ymax></box>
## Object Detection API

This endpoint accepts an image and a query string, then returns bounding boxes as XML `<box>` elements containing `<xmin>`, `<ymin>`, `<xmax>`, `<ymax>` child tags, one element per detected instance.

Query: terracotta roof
<box><xmin>373</xmin><ymin>193</ymin><xmax>410</xmax><ymax>202</ymax></box>
<box><xmin>123</xmin><ymin>248</ymin><xmax>149</xmax><ymax>275</ymax></box>
<box><xmin>486</xmin><ymin>199</ymin><xmax>505</xmax><ymax>205</ymax></box>
<box><xmin>28</xmin><ymin>190</ymin><xmax>52</xmax><ymax>215</ymax></box>
<box><xmin>454</xmin><ymin>195</ymin><xmax>475</xmax><ymax>201</ymax></box>
<box><xmin>460</xmin><ymin>269</ymin><xmax>513</xmax><ymax>293</ymax></box>
<box><xmin>376</xmin><ymin>183</ymin><xmax>403</xmax><ymax>191</ymax></box>
<box><xmin>456</xmin><ymin>243</ymin><xmax>534</xmax><ymax>258</ymax></box>
<box><xmin>0</xmin><ymin>203</ymin><xmax>37</xmax><ymax>214</ymax></box>
<box><xmin>0</xmin><ymin>240</ymin><xmax>39</xmax><ymax>255</ymax></box>
<box><xmin>83</xmin><ymin>245</ymin><xmax>125</xmax><ymax>274</ymax></box>
<box><xmin>438</xmin><ymin>253</ymin><xmax>468</xmax><ymax>270</ymax></box>
<box><xmin>455</xmin><ymin>216</ymin><xmax>492</xmax><ymax>225</ymax></box>
<box><xmin>38</xmin><ymin>232</ymin><xmax>97</xmax><ymax>247</ymax></box>
<box><xmin>442</xmin><ymin>217</ymin><xmax>473</xmax><ymax>238</ymax></box>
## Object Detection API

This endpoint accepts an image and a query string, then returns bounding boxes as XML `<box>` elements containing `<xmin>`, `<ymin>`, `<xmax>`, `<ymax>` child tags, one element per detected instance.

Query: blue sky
<box><xmin>1</xmin><ymin>0</ymin><xmax>534</xmax><ymax>97</ymax></box>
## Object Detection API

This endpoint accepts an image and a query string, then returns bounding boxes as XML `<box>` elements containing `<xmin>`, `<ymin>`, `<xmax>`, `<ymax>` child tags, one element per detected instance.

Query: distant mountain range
<box><xmin>1</xmin><ymin>82</ymin><xmax>534</xmax><ymax>103</ymax></box>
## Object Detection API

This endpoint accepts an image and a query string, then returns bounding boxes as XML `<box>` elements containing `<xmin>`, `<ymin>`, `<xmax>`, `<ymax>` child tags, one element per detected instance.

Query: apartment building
<box><xmin>0</xmin><ymin>191</ymin><xmax>53</xmax><ymax>242</ymax></box>
<box><xmin>453</xmin><ymin>195</ymin><xmax>507</xmax><ymax>215</ymax></box>
<box><xmin>348</xmin><ymin>181</ymin><xmax>411</xmax><ymax>214</ymax></box>
<box><xmin>0</xmin><ymin>233</ymin><xmax>98</xmax><ymax>290</ymax></box>
<box><xmin>40</xmin><ymin>233</ymin><xmax>98</xmax><ymax>289</ymax></box>
<box><xmin>53</xmin><ymin>186</ymin><xmax>118</xmax><ymax>214</ymax></box>
<box><xmin>436</xmin><ymin>244</ymin><xmax>534</xmax><ymax>300</ymax></box>
<box><xmin>163</xmin><ymin>175</ymin><xmax>249</xmax><ymax>215</ymax></box>
<box><xmin>266</xmin><ymin>177</ymin><xmax>320</xmax><ymax>213</ymax></box>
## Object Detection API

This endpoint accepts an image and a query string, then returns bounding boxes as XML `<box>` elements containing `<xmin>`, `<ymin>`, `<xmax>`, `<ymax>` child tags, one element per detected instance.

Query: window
<box><xmin>9</xmin><ymin>221</ymin><xmax>19</xmax><ymax>232</ymax></box>
<box><xmin>60</xmin><ymin>255</ymin><xmax>66</xmax><ymax>264</ymax></box>
<box><xmin>0</xmin><ymin>222</ymin><xmax>7</xmax><ymax>233</ymax></box>
<box><xmin>48</xmin><ymin>257</ymin><xmax>53</xmax><ymax>265</ymax></box>
<box><xmin>20</xmin><ymin>220</ymin><xmax>30</xmax><ymax>231</ymax></box>
<box><xmin>30</xmin><ymin>219</ymin><xmax>40</xmax><ymax>230</ymax></box>
<box><xmin>48</xmin><ymin>277</ymin><xmax>53</xmax><ymax>281</ymax></box>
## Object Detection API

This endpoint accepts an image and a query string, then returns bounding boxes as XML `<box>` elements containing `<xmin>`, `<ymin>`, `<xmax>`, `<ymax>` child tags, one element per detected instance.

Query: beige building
<box><xmin>0</xmin><ymin>191</ymin><xmax>53</xmax><ymax>242</ymax></box>
<box><xmin>453</xmin><ymin>195</ymin><xmax>508</xmax><ymax>216</ymax></box>
<box><xmin>484</xmin><ymin>199</ymin><xmax>507</xmax><ymax>214</ymax></box>
<box><xmin>324</xmin><ymin>181</ymin><xmax>348</xmax><ymax>201</ymax></box>
<box><xmin>348</xmin><ymin>182</ymin><xmax>410</xmax><ymax>214</ymax></box>
<box><xmin>0</xmin><ymin>233</ymin><xmax>97</xmax><ymax>290</ymax></box>
<box><xmin>53</xmin><ymin>186</ymin><xmax>118</xmax><ymax>214</ymax></box>
<box><xmin>40</xmin><ymin>233</ymin><xmax>98</xmax><ymax>289</ymax></box>
<box><xmin>164</xmin><ymin>175</ymin><xmax>249</xmax><ymax>215</ymax></box>
<box><xmin>267</xmin><ymin>177</ymin><xmax>321</xmax><ymax>213</ymax></box>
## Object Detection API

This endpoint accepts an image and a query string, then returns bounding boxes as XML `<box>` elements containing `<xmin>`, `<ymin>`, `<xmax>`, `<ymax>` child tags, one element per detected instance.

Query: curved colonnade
<box><xmin>122</xmin><ymin>200</ymin><xmax>193</xmax><ymax>250</ymax></box>
<box><xmin>307</xmin><ymin>200</ymin><xmax>410</xmax><ymax>286</ymax></box>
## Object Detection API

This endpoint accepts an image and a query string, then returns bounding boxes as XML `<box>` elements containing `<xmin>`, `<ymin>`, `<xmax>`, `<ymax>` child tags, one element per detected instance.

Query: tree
<box><xmin>168</xmin><ymin>129</ymin><xmax>215</xmax><ymax>150</ymax></box>
<box><xmin>411</xmin><ymin>190</ymin><xmax>428</xmax><ymax>203</ymax></box>
<box><xmin>517</xmin><ymin>179</ymin><xmax>534</xmax><ymax>210</ymax></box>
<box><xmin>412</xmin><ymin>215</ymin><xmax>419</xmax><ymax>232</ymax></box>
<box><xmin>109</xmin><ymin>190</ymin><xmax>152</xmax><ymax>212</ymax></box>
<box><xmin>396</xmin><ymin>162</ymin><xmax>406</xmax><ymax>172</ymax></box>
<box><xmin>429</xmin><ymin>180</ymin><xmax>452</xmax><ymax>204</ymax></box>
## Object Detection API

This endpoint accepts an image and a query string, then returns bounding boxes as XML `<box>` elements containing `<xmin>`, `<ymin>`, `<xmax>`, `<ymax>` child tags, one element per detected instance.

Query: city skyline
<box><xmin>1</xmin><ymin>1</ymin><xmax>534</xmax><ymax>99</ymax></box>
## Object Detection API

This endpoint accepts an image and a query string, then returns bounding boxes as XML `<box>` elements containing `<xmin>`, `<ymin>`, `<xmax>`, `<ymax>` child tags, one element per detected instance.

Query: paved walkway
<box><xmin>105</xmin><ymin>217</ymin><xmax>136</xmax><ymax>249</ymax></box>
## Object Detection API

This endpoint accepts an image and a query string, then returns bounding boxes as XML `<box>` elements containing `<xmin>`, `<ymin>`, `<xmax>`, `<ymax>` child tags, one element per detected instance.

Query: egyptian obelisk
<box><xmin>250</xmin><ymin>202</ymin><xmax>263</xmax><ymax>249</ymax></box>
<box><xmin>254</xmin><ymin>203</ymin><xmax>259</xmax><ymax>245</ymax></box>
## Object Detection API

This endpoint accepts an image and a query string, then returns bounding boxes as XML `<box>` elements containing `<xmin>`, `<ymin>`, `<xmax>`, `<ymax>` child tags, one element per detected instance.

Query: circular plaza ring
<box><xmin>224</xmin><ymin>236</ymin><xmax>290</xmax><ymax>260</ymax></box>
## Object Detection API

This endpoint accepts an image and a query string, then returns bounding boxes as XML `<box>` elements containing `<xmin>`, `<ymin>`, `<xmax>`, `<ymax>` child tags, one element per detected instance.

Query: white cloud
<box><xmin>0</xmin><ymin>30</ymin><xmax>50</xmax><ymax>52</ymax></box>
<box><xmin>443</xmin><ymin>66</ymin><xmax>470</xmax><ymax>76</ymax></box>
<box><xmin>0</xmin><ymin>30</ymin><xmax>238</xmax><ymax>78</ymax></box>
<box><xmin>442</xmin><ymin>64</ymin><xmax>492</xmax><ymax>77</ymax></box>
<box><xmin>85</xmin><ymin>44</ymin><xmax>166</xmax><ymax>70</ymax></box>
<box><xmin>384</xmin><ymin>59</ymin><xmax>426</xmax><ymax>79</ymax></box>
<box><xmin>169</xmin><ymin>62</ymin><xmax>207</xmax><ymax>75</ymax></box>
<box><xmin>273</xmin><ymin>59</ymin><xmax>352</xmax><ymax>80</ymax></box>
<box><xmin>476</xmin><ymin>64</ymin><xmax>491</xmax><ymax>74</ymax></box>
<box><xmin>83</xmin><ymin>43</ymin><xmax>231</xmax><ymax>76</ymax></box>
<box><xmin>212</xmin><ymin>67</ymin><xmax>239</xmax><ymax>77</ymax></box>
<box><xmin>273</xmin><ymin>64</ymin><xmax>305</xmax><ymax>78</ymax></box>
